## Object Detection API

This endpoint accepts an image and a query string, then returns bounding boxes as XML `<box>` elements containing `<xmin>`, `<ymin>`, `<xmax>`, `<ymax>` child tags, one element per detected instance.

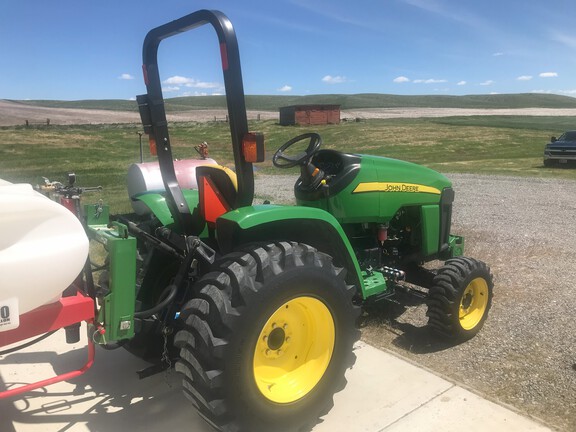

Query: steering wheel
<box><xmin>272</xmin><ymin>133</ymin><xmax>322</xmax><ymax>168</ymax></box>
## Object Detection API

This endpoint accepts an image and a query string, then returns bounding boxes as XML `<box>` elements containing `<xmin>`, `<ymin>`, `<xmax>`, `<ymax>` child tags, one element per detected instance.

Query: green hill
<box><xmin>8</xmin><ymin>93</ymin><xmax>576</xmax><ymax>112</ymax></box>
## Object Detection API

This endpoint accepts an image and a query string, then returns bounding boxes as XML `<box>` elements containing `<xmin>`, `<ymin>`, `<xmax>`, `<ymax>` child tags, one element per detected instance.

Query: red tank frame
<box><xmin>0</xmin><ymin>291</ymin><xmax>95</xmax><ymax>399</ymax></box>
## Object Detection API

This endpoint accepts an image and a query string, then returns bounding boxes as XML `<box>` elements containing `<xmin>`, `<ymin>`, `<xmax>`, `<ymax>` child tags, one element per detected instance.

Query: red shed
<box><xmin>279</xmin><ymin>104</ymin><xmax>341</xmax><ymax>126</ymax></box>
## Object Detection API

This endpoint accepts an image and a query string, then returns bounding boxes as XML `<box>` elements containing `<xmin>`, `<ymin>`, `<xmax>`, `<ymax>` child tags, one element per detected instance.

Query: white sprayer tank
<box><xmin>0</xmin><ymin>179</ymin><xmax>89</xmax><ymax>332</ymax></box>
<box><xmin>127</xmin><ymin>158</ymin><xmax>217</xmax><ymax>215</ymax></box>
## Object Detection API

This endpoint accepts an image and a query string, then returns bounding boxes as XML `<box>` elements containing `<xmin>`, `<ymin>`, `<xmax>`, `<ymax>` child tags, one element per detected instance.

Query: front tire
<box><xmin>175</xmin><ymin>242</ymin><xmax>360</xmax><ymax>432</ymax></box>
<box><xmin>426</xmin><ymin>257</ymin><xmax>493</xmax><ymax>341</ymax></box>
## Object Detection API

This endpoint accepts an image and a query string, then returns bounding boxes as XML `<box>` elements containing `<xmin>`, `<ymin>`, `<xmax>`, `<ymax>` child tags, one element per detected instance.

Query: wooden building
<box><xmin>279</xmin><ymin>104</ymin><xmax>341</xmax><ymax>126</ymax></box>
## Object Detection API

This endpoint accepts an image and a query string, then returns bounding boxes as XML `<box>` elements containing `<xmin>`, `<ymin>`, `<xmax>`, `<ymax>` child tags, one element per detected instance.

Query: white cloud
<box><xmin>278</xmin><ymin>85</ymin><xmax>293</xmax><ymax>92</ymax></box>
<box><xmin>492</xmin><ymin>52</ymin><xmax>504</xmax><ymax>57</ymax></box>
<box><xmin>539</xmin><ymin>72</ymin><xmax>558</xmax><ymax>78</ymax></box>
<box><xmin>322</xmin><ymin>75</ymin><xmax>347</xmax><ymax>84</ymax></box>
<box><xmin>163</xmin><ymin>75</ymin><xmax>222</xmax><ymax>89</ymax></box>
<box><xmin>517</xmin><ymin>75</ymin><xmax>533</xmax><ymax>81</ymax></box>
<box><xmin>164</xmin><ymin>76</ymin><xmax>191</xmax><ymax>85</ymax></box>
<box><xmin>457</xmin><ymin>81</ymin><xmax>467</xmax><ymax>86</ymax></box>
<box><xmin>413</xmin><ymin>78</ymin><xmax>447</xmax><ymax>84</ymax></box>
<box><xmin>550</xmin><ymin>31</ymin><xmax>576</xmax><ymax>49</ymax></box>
<box><xmin>480</xmin><ymin>80</ymin><xmax>494</xmax><ymax>86</ymax></box>
<box><xmin>162</xmin><ymin>86</ymin><xmax>180</xmax><ymax>93</ymax></box>
<box><xmin>181</xmin><ymin>91</ymin><xmax>223</xmax><ymax>97</ymax></box>
<box><xmin>532</xmin><ymin>89</ymin><xmax>576</xmax><ymax>96</ymax></box>
<box><xmin>393</xmin><ymin>76</ymin><xmax>454</xmax><ymax>86</ymax></box>
<box><xmin>401</xmin><ymin>0</ymin><xmax>498</xmax><ymax>39</ymax></box>
<box><xmin>195</xmin><ymin>81</ymin><xmax>222</xmax><ymax>89</ymax></box>
<box><xmin>118</xmin><ymin>73</ymin><xmax>134</xmax><ymax>80</ymax></box>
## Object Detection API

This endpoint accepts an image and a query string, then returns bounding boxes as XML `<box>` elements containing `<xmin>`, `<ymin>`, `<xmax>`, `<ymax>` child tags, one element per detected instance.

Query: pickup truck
<box><xmin>544</xmin><ymin>131</ymin><xmax>576</xmax><ymax>166</ymax></box>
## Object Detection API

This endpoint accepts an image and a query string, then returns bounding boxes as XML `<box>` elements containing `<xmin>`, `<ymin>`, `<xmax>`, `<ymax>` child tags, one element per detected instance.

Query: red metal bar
<box><xmin>0</xmin><ymin>336</ymin><xmax>95</xmax><ymax>399</ymax></box>
<box><xmin>0</xmin><ymin>292</ymin><xmax>96</xmax><ymax>399</ymax></box>
<box><xmin>0</xmin><ymin>292</ymin><xmax>94</xmax><ymax>348</ymax></box>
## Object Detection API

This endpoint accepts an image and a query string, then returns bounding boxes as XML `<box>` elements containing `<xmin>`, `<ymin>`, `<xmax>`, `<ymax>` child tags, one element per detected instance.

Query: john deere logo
<box><xmin>353</xmin><ymin>182</ymin><xmax>441</xmax><ymax>195</ymax></box>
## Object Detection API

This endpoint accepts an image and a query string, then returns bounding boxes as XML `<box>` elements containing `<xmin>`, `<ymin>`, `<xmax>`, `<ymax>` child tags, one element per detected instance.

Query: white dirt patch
<box><xmin>0</xmin><ymin>100</ymin><xmax>276</xmax><ymax>126</ymax></box>
<box><xmin>343</xmin><ymin>107</ymin><xmax>576</xmax><ymax>119</ymax></box>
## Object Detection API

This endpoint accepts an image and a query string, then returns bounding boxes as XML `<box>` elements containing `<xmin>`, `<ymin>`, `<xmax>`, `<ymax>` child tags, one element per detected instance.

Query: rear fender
<box><xmin>216</xmin><ymin>205</ymin><xmax>367</xmax><ymax>297</ymax></box>
<box><xmin>133</xmin><ymin>190</ymin><xmax>202</xmax><ymax>230</ymax></box>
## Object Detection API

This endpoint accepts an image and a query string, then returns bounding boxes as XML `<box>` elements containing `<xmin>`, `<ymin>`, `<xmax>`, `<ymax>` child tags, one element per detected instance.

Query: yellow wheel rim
<box><xmin>459</xmin><ymin>277</ymin><xmax>489</xmax><ymax>330</ymax></box>
<box><xmin>253</xmin><ymin>296</ymin><xmax>335</xmax><ymax>404</ymax></box>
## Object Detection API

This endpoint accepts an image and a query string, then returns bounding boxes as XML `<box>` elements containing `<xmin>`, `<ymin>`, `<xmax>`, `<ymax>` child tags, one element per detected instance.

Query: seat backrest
<box><xmin>196</xmin><ymin>165</ymin><xmax>238</xmax><ymax>226</ymax></box>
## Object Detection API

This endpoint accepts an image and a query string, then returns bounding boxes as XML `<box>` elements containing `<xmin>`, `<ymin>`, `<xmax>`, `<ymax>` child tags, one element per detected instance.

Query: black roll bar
<box><xmin>139</xmin><ymin>9</ymin><xmax>253</xmax><ymax>234</ymax></box>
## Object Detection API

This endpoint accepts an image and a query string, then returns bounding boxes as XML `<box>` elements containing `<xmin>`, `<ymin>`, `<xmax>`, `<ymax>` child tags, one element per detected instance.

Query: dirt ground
<box><xmin>2</xmin><ymin>99</ymin><xmax>576</xmax><ymax>126</ymax></box>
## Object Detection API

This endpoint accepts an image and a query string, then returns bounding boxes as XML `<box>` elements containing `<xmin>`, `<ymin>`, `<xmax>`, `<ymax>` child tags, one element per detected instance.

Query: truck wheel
<box><xmin>175</xmin><ymin>242</ymin><xmax>360</xmax><ymax>432</ymax></box>
<box><xmin>426</xmin><ymin>257</ymin><xmax>493</xmax><ymax>341</ymax></box>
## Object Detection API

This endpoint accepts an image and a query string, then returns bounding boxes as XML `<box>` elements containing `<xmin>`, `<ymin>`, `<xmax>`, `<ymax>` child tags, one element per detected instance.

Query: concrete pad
<box><xmin>383</xmin><ymin>386</ymin><xmax>550</xmax><ymax>432</ymax></box>
<box><xmin>0</xmin><ymin>331</ymin><xmax>552</xmax><ymax>432</ymax></box>
<box><xmin>314</xmin><ymin>342</ymin><xmax>551</xmax><ymax>432</ymax></box>
<box><xmin>0</xmin><ymin>331</ymin><xmax>206</xmax><ymax>432</ymax></box>
<box><xmin>314</xmin><ymin>342</ymin><xmax>452</xmax><ymax>432</ymax></box>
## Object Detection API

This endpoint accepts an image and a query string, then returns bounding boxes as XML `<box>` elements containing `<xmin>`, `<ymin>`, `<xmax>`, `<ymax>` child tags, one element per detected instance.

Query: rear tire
<box><xmin>175</xmin><ymin>242</ymin><xmax>360</xmax><ymax>432</ymax></box>
<box><xmin>426</xmin><ymin>257</ymin><xmax>493</xmax><ymax>341</ymax></box>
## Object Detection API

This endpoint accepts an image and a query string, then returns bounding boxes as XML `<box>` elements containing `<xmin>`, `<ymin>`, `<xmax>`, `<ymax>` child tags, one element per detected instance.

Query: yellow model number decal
<box><xmin>353</xmin><ymin>182</ymin><xmax>441</xmax><ymax>195</ymax></box>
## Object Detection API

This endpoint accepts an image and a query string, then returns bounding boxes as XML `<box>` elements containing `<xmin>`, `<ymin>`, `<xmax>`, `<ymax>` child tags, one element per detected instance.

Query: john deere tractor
<box><xmin>70</xmin><ymin>9</ymin><xmax>492</xmax><ymax>432</ymax></box>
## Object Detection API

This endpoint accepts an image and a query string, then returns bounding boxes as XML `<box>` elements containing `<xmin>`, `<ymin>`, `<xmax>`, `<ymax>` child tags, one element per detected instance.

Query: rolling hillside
<box><xmin>7</xmin><ymin>93</ymin><xmax>576</xmax><ymax>113</ymax></box>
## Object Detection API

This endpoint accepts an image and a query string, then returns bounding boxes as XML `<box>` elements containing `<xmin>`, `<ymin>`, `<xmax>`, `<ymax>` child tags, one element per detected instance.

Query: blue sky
<box><xmin>1</xmin><ymin>0</ymin><xmax>574</xmax><ymax>100</ymax></box>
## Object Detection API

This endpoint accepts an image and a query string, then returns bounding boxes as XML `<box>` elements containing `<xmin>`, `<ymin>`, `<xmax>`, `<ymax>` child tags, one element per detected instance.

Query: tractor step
<box><xmin>137</xmin><ymin>360</ymin><xmax>173</xmax><ymax>379</ymax></box>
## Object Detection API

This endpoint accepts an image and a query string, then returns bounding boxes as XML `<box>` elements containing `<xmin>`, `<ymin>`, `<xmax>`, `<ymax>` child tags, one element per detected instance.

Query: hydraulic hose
<box><xmin>134</xmin><ymin>283</ymin><xmax>178</xmax><ymax>319</ymax></box>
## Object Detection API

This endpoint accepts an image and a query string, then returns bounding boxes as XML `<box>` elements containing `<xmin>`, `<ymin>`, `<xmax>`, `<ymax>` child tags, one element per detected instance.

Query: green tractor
<box><xmin>82</xmin><ymin>9</ymin><xmax>492</xmax><ymax>432</ymax></box>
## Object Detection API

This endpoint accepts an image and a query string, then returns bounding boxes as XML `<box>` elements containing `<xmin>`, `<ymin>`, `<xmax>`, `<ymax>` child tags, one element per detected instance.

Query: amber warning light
<box><xmin>242</xmin><ymin>132</ymin><xmax>265</xmax><ymax>163</ymax></box>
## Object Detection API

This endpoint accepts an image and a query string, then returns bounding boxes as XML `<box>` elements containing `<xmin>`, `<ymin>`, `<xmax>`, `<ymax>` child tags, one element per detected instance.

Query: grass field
<box><xmin>1</xmin><ymin>115</ymin><xmax>575</xmax><ymax>212</ymax></box>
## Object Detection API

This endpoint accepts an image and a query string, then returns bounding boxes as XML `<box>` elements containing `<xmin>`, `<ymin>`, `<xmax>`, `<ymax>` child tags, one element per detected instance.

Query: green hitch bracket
<box><xmin>85</xmin><ymin>204</ymin><xmax>137</xmax><ymax>343</ymax></box>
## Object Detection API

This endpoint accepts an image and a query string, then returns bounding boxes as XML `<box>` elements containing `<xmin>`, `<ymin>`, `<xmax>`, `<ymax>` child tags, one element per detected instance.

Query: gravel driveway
<box><xmin>255</xmin><ymin>172</ymin><xmax>576</xmax><ymax>431</ymax></box>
